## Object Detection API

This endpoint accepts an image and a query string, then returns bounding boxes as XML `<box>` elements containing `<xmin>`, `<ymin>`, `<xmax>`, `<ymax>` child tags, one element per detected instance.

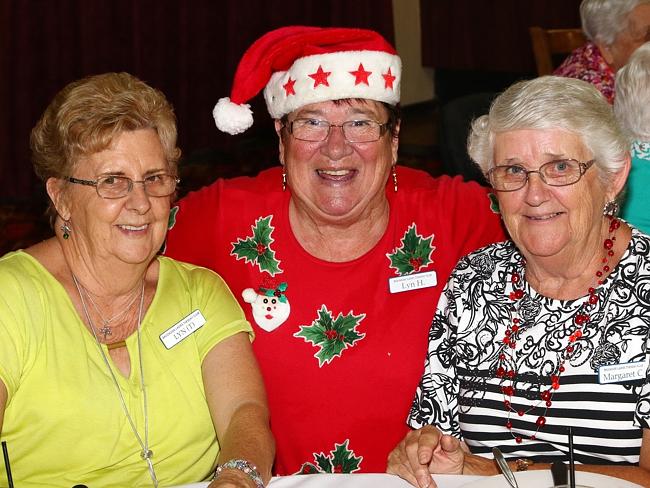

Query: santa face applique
<box><xmin>242</xmin><ymin>282</ymin><xmax>290</xmax><ymax>332</ymax></box>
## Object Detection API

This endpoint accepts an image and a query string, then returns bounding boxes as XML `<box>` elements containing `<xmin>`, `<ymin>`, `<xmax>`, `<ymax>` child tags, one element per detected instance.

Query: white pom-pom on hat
<box><xmin>242</xmin><ymin>288</ymin><xmax>259</xmax><ymax>304</ymax></box>
<box><xmin>213</xmin><ymin>97</ymin><xmax>253</xmax><ymax>135</ymax></box>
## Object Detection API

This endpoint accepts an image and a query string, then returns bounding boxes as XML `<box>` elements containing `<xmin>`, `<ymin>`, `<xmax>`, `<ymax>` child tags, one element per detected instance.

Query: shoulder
<box><xmin>629</xmin><ymin>228</ymin><xmax>650</xmax><ymax>257</ymax></box>
<box><xmin>0</xmin><ymin>251</ymin><xmax>46</xmax><ymax>287</ymax></box>
<box><xmin>158</xmin><ymin>255</ymin><xmax>230</xmax><ymax>288</ymax></box>
<box><xmin>452</xmin><ymin>241</ymin><xmax>515</xmax><ymax>280</ymax></box>
<box><xmin>397</xmin><ymin>166</ymin><xmax>493</xmax><ymax>202</ymax></box>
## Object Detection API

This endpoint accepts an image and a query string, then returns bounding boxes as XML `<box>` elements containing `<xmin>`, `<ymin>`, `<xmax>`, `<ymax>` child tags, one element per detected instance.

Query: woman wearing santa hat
<box><xmin>164</xmin><ymin>26</ymin><xmax>505</xmax><ymax>475</ymax></box>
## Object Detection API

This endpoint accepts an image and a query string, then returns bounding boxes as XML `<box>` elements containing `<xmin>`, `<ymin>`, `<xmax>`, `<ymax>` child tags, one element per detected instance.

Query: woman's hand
<box><xmin>387</xmin><ymin>426</ymin><xmax>466</xmax><ymax>488</ymax></box>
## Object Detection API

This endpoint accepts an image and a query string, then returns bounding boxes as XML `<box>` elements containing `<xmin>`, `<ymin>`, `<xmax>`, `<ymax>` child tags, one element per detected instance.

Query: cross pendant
<box><xmin>99</xmin><ymin>325</ymin><xmax>112</xmax><ymax>339</ymax></box>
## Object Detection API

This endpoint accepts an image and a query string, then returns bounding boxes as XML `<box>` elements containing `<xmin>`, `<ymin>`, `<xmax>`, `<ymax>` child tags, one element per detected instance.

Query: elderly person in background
<box><xmin>0</xmin><ymin>72</ymin><xmax>274</xmax><ymax>487</ymax></box>
<box><xmin>164</xmin><ymin>26</ymin><xmax>505</xmax><ymax>475</ymax></box>
<box><xmin>555</xmin><ymin>0</ymin><xmax>650</xmax><ymax>103</ymax></box>
<box><xmin>387</xmin><ymin>77</ymin><xmax>650</xmax><ymax>487</ymax></box>
<box><xmin>615</xmin><ymin>41</ymin><xmax>650</xmax><ymax>233</ymax></box>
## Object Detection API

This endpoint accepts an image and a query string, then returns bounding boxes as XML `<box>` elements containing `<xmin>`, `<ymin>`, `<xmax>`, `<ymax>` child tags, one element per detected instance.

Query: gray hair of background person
<box><xmin>615</xmin><ymin>41</ymin><xmax>650</xmax><ymax>141</ymax></box>
<box><xmin>581</xmin><ymin>0</ymin><xmax>650</xmax><ymax>45</ymax></box>
<box><xmin>468</xmin><ymin>76</ymin><xmax>629</xmax><ymax>183</ymax></box>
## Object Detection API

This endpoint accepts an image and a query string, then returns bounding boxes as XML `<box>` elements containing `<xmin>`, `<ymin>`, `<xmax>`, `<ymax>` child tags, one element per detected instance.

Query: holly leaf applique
<box><xmin>330</xmin><ymin>440</ymin><xmax>362</xmax><ymax>473</ymax></box>
<box><xmin>488</xmin><ymin>192</ymin><xmax>500</xmax><ymax>214</ymax></box>
<box><xmin>167</xmin><ymin>205</ymin><xmax>179</xmax><ymax>230</ymax></box>
<box><xmin>294</xmin><ymin>306</ymin><xmax>366</xmax><ymax>366</ymax></box>
<box><xmin>231</xmin><ymin>215</ymin><xmax>282</xmax><ymax>275</ymax></box>
<box><xmin>386</xmin><ymin>223</ymin><xmax>435</xmax><ymax>276</ymax></box>
<box><xmin>294</xmin><ymin>440</ymin><xmax>363</xmax><ymax>475</ymax></box>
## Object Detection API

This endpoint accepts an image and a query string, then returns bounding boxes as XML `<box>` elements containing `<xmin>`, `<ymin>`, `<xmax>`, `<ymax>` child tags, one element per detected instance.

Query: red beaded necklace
<box><xmin>497</xmin><ymin>216</ymin><xmax>621</xmax><ymax>444</ymax></box>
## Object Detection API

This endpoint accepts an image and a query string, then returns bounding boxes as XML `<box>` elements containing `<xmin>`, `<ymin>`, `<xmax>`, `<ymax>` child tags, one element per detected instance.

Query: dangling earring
<box><xmin>603</xmin><ymin>200</ymin><xmax>620</xmax><ymax>217</ymax></box>
<box><xmin>282</xmin><ymin>170</ymin><xmax>287</xmax><ymax>192</ymax></box>
<box><xmin>61</xmin><ymin>220</ymin><xmax>71</xmax><ymax>240</ymax></box>
<box><xmin>392</xmin><ymin>165</ymin><xmax>398</xmax><ymax>193</ymax></box>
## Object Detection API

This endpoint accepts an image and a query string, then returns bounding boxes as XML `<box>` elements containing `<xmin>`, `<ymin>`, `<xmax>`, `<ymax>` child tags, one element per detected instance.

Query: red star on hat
<box><xmin>349</xmin><ymin>63</ymin><xmax>372</xmax><ymax>86</ymax></box>
<box><xmin>283</xmin><ymin>77</ymin><xmax>296</xmax><ymax>96</ymax></box>
<box><xmin>309</xmin><ymin>65</ymin><xmax>331</xmax><ymax>88</ymax></box>
<box><xmin>383</xmin><ymin>68</ymin><xmax>396</xmax><ymax>89</ymax></box>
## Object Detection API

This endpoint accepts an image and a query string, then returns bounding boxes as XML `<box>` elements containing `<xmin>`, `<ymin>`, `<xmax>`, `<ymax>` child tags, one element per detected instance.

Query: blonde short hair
<box><xmin>30</xmin><ymin>72</ymin><xmax>180</xmax><ymax>183</ymax></box>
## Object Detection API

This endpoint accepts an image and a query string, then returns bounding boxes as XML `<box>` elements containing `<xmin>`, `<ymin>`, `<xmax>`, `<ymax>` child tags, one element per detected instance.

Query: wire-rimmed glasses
<box><xmin>487</xmin><ymin>159</ymin><xmax>595</xmax><ymax>192</ymax></box>
<box><xmin>64</xmin><ymin>174</ymin><xmax>180</xmax><ymax>199</ymax></box>
<box><xmin>286</xmin><ymin>118</ymin><xmax>389</xmax><ymax>143</ymax></box>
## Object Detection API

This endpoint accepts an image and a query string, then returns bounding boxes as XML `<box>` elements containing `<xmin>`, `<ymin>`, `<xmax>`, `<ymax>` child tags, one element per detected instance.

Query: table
<box><xmin>171</xmin><ymin>471</ymin><xmax>644</xmax><ymax>488</ymax></box>
<box><xmin>171</xmin><ymin>473</ymin><xmax>483</xmax><ymax>488</ymax></box>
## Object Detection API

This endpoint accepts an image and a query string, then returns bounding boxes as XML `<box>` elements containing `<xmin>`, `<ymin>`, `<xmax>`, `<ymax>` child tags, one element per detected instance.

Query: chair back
<box><xmin>529</xmin><ymin>27</ymin><xmax>587</xmax><ymax>75</ymax></box>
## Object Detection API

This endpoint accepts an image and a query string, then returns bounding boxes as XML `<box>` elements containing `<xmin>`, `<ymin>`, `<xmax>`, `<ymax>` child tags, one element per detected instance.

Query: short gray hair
<box><xmin>468</xmin><ymin>76</ymin><xmax>629</xmax><ymax>184</ymax></box>
<box><xmin>580</xmin><ymin>0</ymin><xmax>650</xmax><ymax>45</ymax></box>
<box><xmin>615</xmin><ymin>42</ymin><xmax>650</xmax><ymax>141</ymax></box>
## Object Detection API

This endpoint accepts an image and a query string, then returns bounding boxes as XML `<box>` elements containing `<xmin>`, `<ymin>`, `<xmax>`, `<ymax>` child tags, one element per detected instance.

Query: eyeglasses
<box><xmin>487</xmin><ymin>159</ymin><xmax>595</xmax><ymax>192</ymax></box>
<box><xmin>64</xmin><ymin>174</ymin><xmax>180</xmax><ymax>199</ymax></box>
<box><xmin>286</xmin><ymin>118</ymin><xmax>389</xmax><ymax>143</ymax></box>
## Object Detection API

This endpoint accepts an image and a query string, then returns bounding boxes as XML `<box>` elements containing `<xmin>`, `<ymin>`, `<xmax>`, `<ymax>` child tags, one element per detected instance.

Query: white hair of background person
<box><xmin>615</xmin><ymin>41</ymin><xmax>650</xmax><ymax>141</ymax></box>
<box><xmin>468</xmin><ymin>76</ymin><xmax>629</xmax><ymax>186</ymax></box>
<box><xmin>581</xmin><ymin>0</ymin><xmax>650</xmax><ymax>45</ymax></box>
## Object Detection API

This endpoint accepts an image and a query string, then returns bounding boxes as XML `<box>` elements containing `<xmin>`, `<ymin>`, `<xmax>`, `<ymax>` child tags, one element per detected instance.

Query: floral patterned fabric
<box><xmin>554</xmin><ymin>42</ymin><xmax>615</xmax><ymax>103</ymax></box>
<box><xmin>408</xmin><ymin>229</ymin><xmax>650</xmax><ymax>464</ymax></box>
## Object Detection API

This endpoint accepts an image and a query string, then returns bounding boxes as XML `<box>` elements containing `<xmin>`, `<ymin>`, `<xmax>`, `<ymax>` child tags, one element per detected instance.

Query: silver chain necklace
<box><xmin>82</xmin><ymin>285</ymin><xmax>142</xmax><ymax>340</ymax></box>
<box><xmin>72</xmin><ymin>274</ymin><xmax>158</xmax><ymax>487</ymax></box>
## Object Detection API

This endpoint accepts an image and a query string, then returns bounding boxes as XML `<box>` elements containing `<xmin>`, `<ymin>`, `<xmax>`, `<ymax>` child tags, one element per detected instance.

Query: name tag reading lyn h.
<box><xmin>388</xmin><ymin>270</ymin><xmax>437</xmax><ymax>294</ymax></box>
<box><xmin>598</xmin><ymin>359</ymin><xmax>648</xmax><ymax>384</ymax></box>
<box><xmin>160</xmin><ymin>309</ymin><xmax>206</xmax><ymax>349</ymax></box>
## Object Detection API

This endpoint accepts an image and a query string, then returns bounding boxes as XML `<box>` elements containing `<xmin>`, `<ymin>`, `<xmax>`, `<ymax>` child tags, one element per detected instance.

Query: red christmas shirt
<box><xmin>164</xmin><ymin>166</ymin><xmax>505</xmax><ymax>474</ymax></box>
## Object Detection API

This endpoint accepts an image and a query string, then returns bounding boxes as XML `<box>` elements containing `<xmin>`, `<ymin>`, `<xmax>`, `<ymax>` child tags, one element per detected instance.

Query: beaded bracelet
<box><xmin>515</xmin><ymin>458</ymin><xmax>534</xmax><ymax>471</ymax></box>
<box><xmin>213</xmin><ymin>459</ymin><xmax>264</xmax><ymax>487</ymax></box>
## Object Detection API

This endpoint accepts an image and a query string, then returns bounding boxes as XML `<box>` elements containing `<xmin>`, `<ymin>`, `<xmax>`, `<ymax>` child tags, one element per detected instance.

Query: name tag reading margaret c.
<box><xmin>598</xmin><ymin>359</ymin><xmax>648</xmax><ymax>384</ymax></box>
<box><xmin>160</xmin><ymin>309</ymin><xmax>206</xmax><ymax>349</ymax></box>
<box><xmin>388</xmin><ymin>270</ymin><xmax>437</xmax><ymax>294</ymax></box>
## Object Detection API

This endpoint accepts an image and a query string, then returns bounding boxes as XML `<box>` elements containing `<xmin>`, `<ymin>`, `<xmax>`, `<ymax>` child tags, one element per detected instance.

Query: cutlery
<box><xmin>551</xmin><ymin>461</ymin><xmax>568</xmax><ymax>487</ymax></box>
<box><xmin>492</xmin><ymin>447</ymin><xmax>519</xmax><ymax>488</ymax></box>
<box><xmin>568</xmin><ymin>427</ymin><xmax>576</xmax><ymax>488</ymax></box>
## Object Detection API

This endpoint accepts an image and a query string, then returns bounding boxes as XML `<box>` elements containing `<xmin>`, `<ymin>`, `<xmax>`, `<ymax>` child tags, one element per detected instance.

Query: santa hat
<box><xmin>213</xmin><ymin>25</ymin><xmax>401</xmax><ymax>135</ymax></box>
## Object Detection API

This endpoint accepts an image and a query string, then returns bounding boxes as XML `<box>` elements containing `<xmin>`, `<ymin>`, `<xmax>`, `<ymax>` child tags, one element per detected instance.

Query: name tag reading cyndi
<box><xmin>160</xmin><ymin>310</ymin><xmax>206</xmax><ymax>349</ymax></box>
<box><xmin>598</xmin><ymin>359</ymin><xmax>648</xmax><ymax>384</ymax></box>
<box><xmin>388</xmin><ymin>270</ymin><xmax>437</xmax><ymax>294</ymax></box>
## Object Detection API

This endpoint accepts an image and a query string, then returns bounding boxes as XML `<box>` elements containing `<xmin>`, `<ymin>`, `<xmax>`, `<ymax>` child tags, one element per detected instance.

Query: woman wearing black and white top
<box><xmin>387</xmin><ymin>76</ymin><xmax>650</xmax><ymax>487</ymax></box>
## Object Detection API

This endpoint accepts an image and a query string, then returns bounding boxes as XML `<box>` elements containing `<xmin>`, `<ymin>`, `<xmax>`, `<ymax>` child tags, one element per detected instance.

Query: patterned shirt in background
<box><xmin>554</xmin><ymin>41</ymin><xmax>615</xmax><ymax>103</ymax></box>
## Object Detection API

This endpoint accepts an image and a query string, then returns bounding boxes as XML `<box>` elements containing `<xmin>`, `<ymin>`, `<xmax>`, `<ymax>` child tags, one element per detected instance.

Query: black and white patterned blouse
<box><xmin>408</xmin><ymin>228</ymin><xmax>650</xmax><ymax>465</ymax></box>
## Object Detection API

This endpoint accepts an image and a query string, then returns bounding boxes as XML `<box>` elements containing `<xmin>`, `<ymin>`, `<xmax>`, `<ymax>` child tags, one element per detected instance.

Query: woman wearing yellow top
<box><xmin>0</xmin><ymin>72</ymin><xmax>274</xmax><ymax>487</ymax></box>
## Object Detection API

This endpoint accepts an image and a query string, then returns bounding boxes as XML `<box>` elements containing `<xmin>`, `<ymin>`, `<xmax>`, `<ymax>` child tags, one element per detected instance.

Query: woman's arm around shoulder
<box><xmin>203</xmin><ymin>332</ymin><xmax>274</xmax><ymax>487</ymax></box>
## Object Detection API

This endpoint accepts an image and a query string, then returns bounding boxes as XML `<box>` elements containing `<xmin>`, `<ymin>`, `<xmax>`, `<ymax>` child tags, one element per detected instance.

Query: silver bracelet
<box><xmin>213</xmin><ymin>459</ymin><xmax>264</xmax><ymax>487</ymax></box>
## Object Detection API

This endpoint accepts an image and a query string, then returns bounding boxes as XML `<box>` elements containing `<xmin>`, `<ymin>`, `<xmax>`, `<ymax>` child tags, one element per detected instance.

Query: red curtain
<box><xmin>0</xmin><ymin>0</ymin><xmax>394</xmax><ymax>202</ymax></box>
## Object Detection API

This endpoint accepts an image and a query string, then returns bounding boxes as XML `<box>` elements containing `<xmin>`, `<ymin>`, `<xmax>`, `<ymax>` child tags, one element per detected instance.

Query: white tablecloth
<box><xmin>170</xmin><ymin>471</ymin><xmax>644</xmax><ymax>488</ymax></box>
<box><xmin>170</xmin><ymin>473</ymin><xmax>483</xmax><ymax>488</ymax></box>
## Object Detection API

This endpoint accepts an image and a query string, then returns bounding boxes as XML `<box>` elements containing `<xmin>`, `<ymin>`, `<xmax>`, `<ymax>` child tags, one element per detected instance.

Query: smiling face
<box><xmin>276</xmin><ymin>99</ymin><xmax>398</xmax><ymax>225</ymax></box>
<box><xmin>493</xmin><ymin>129</ymin><xmax>616</xmax><ymax>263</ymax></box>
<box><xmin>50</xmin><ymin>129</ymin><xmax>172</xmax><ymax>267</ymax></box>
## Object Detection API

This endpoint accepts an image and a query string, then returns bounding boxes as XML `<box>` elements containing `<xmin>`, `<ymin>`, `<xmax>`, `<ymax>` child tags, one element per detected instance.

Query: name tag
<box><xmin>160</xmin><ymin>310</ymin><xmax>206</xmax><ymax>349</ymax></box>
<box><xmin>598</xmin><ymin>359</ymin><xmax>648</xmax><ymax>384</ymax></box>
<box><xmin>388</xmin><ymin>270</ymin><xmax>437</xmax><ymax>294</ymax></box>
